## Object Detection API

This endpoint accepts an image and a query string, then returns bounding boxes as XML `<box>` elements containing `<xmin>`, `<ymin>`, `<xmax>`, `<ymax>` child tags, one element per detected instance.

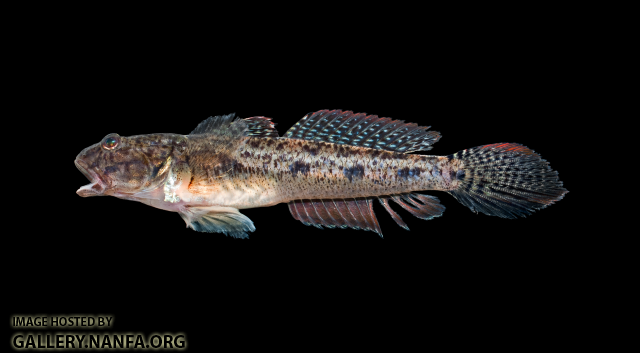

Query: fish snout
<box><xmin>75</xmin><ymin>159</ymin><xmax>107</xmax><ymax>197</ymax></box>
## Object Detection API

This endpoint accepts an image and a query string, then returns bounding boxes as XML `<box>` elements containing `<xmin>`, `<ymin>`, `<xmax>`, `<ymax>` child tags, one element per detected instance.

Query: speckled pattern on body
<box><xmin>75</xmin><ymin>110</ymin><xmax>567</xmax><ymax>238</ymax></box>
<box><xmin>216</xmin><ymin>137</ymin><xmax>463</xmax><ymax>208</ymax></box>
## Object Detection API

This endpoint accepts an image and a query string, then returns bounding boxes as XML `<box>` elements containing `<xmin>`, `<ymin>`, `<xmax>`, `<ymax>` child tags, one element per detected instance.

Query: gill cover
<box><xmin>75</xmin><ymin>133</ymin><xmax>186</xmax><ymax>197</ymax></box>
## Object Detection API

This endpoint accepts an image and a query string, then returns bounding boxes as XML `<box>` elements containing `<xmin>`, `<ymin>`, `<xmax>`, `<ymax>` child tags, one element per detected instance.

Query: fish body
<box><xmin>75</xmin><ymin>110</ymin><xmax>568</xmax><ymax>238</ymax></box>
<box><xmin>185</xmin><ymin>137</ymin><xmax>460</xmax><ymax>208</ymax></box>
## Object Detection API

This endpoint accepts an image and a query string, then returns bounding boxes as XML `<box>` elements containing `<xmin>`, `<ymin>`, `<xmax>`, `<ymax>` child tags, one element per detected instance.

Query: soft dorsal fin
<box><xmin>283</xmin><ymin>109</ymin><xmax>441</xmax><ymax>153</ymax></box>
<box><xmin>244</xmin><ymin>116</ymin><xmax>279</xmax><ymax>137</ymax></box>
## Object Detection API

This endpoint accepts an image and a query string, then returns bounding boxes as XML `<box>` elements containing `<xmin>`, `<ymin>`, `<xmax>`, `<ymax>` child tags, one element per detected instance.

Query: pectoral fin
<box><xmin>179</xmin><ymin>206</ymin><xmax>255</xmax><ymax>238</ymax></box>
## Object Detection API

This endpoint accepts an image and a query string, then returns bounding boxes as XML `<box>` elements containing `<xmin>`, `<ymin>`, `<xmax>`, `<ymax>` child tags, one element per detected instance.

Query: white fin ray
<box><xmin>179</xmin><ymin>206</ymin><xmax>255</xmax><ymax>238</ymax></box>
<box><xmin>283</xmin><ymin>109</ymin><xmax>441</xmax><ymax>153</ymax></box>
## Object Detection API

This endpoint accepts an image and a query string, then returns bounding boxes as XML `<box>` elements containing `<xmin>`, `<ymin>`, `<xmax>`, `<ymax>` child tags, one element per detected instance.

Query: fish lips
<box><xmin>75</xmin><ymin>159</ymin><xmax>108</xmax><ymax>197</ymax></box>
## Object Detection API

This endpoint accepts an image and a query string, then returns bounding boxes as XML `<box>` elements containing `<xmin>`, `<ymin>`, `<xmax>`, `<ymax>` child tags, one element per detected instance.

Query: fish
<box><xmin>75</xmin><ymin>109</ymin><xmax>568</xmax><ymax>238</ymax></box>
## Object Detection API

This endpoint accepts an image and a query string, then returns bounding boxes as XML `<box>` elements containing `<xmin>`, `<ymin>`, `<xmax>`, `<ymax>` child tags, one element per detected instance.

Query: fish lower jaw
<box><xmin>75</xmin><ymin>159</ymin><xmax>110</xmax><ymax>197</ymax></box>
<box><xmin>77</xmin><ymin>180</ymin><xmax>107</xmax><ymax>197</ymax></box>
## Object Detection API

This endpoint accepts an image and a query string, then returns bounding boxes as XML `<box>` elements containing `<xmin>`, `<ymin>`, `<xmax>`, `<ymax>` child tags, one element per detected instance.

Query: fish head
<box><xmin>75</xmin><ymin>133</ymin><xmax>185</xmax><ymax>197</ymax></box>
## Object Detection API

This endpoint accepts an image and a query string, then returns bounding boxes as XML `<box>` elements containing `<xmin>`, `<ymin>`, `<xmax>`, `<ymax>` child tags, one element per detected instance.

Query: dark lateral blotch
<box><xmin>289</xmin><ymin>160</ymin><xmax>310</xmax><ymax>176</ymax></box>
<box><xmin>343</xmin><ymin>164</ymin><xmax>365</xmax><ymax>182</ymax></box>
<box><xmin>398</xmin><ymin>166</ymin><xmax>422</xmax><ymax>181</ymax></box>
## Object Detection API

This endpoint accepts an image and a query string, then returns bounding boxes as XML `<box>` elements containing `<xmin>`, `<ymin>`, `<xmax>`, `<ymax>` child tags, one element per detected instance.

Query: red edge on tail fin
<box><xmin>481</xmin><ymin>143</ymin><xmax>535</xmax><ymax>155</ymax></box>
<box><xmin>450</xmin><ymin>143</ymin><xmax>568</xmax><ymax>219</ymax></box>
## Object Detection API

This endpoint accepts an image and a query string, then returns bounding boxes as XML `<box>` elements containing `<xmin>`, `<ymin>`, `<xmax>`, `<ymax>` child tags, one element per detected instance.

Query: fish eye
<box><xmin>102</xmin><ymin>134</ymin><xmax>120</xmax><ymax>150</ymax></box>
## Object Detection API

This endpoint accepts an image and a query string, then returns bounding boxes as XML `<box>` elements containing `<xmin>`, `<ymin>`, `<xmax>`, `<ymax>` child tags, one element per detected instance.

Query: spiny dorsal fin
<box><xmin>190</xmin><ymin>114</ymin><xmax>278</xmax><ymax>138</ymax></box>
<box><xmin>186</xmin><ymin>115</ymin><xmax>277</xmax><ymax>190</ymax></box>
<box><xmin>283</xmin><ymin>110</ymin><xmax>441</xmax><ymax>153</ymax></box>
<box><xmin>187</xmin><ymin>115</ymin><xmax>248</xmax><ymax>164</ymax></box>
<box><xmin>190</xmin><ymin>113</ymin><xmax>241</xmax><ymax>135</ymax></box>
<box><xmin>186</xmin><ymin>115</ymin><xmax>250</xmax><ymax>189</ymax></box>
<box><xmin>244</xmin><ymin>116</ymin><xmax>279</xmax><ymax>137</ymax></box>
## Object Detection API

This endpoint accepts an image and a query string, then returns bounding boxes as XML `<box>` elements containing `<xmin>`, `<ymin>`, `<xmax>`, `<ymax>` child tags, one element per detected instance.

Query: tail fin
<box><xmin>448</xmin><ymin>143</ymin><xmax>568</xmax><ymax>218</ymax></box>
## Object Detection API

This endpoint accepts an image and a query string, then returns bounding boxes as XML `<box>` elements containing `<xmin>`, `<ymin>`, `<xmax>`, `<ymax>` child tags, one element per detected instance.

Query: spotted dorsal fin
<box><xmin>283</xmin><ymin>110</ymin><xmax>441</xmax><ymax>153</ymax></box>
<box><xmin>244</xmin><ymin>116</ymin><xmax>279</xmax><ymax>137</ymax></box>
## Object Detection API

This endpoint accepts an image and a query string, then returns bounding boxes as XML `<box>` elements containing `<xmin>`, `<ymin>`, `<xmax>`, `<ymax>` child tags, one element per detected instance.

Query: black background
<box><xmin>7</xmin><ymin>12</ymin><xmax>587</xmax><ymax>351</ymax></box>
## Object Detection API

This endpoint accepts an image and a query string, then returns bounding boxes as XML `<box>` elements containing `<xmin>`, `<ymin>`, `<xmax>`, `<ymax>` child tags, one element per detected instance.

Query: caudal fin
<box><xmin>448</xmin><ymin>143</ymin><xmax>568</xmax><ymax>218</ymax></box>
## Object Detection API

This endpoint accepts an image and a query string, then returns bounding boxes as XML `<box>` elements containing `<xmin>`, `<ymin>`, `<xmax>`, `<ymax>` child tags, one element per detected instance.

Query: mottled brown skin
<box><xmin>76</xmin><ymin>113</ymin><xmax>567</xmax><ymax>236</ymax></box>
<box><xmin>183</xmin><ymin>136</ymin><xmax>463</xmax><ymax>209</ymax></box>
<box><xmin>76</xmin><ymin>132</ymin><xmax>462</xmax><ymax>210</ymax></box>
<box><xmin>75</xmin><ymin>133</ymin><xmax>186</xmax><ymax>197</ymax></box>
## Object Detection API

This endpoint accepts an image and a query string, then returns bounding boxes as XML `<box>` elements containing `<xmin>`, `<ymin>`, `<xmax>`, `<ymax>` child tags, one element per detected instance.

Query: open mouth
<box><xmin>75</xmin><ymin>159</ymin><xmax>107</xmax><ymax>197</ymax></box>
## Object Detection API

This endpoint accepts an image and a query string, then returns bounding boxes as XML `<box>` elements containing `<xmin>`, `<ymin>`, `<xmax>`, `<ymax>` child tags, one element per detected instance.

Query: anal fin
<box><xmin>288</xmin><ymin>198</ymin><xmax>383</xmax><ymax>237</ymax></box>
<box><xmin>380</xmin><ymin>193</ymin><xmax>445</xmax><ymax>226</ymax></box>
<box><xmin>379</xmin><ymin>197</ymin><xmax>409</xmax><ymax>230</ymax></box>
<box><xmin>288</xmin><ymin>194</ymin><xmax>444</xmax><ymax>237</ymax></box>
<box><xmin>179</xmin><ymin>206</ymin><xmax>255</xmax><ymax>238</ymax></box>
